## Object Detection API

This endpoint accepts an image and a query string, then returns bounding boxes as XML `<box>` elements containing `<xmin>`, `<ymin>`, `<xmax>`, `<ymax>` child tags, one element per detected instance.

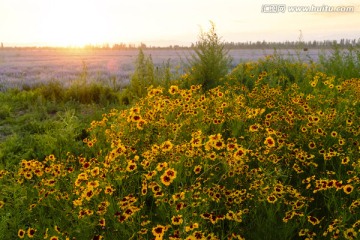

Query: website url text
<box><xmin>261</xmin><ymin>4</ymin><xmax>355</xmax><ymax>13</ymax></box>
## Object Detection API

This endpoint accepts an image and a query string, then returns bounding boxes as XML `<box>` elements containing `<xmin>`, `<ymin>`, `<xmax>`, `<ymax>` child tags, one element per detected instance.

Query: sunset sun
<box><xmin>1</xmin><ymin>0</ymin><xmax>358</xmax><ymax>47</ymax></box>
<box><xmin>33</xmin><ymin>0</ymin><xmax>166</xmax><ymax>47</ymax></box>
<box><xmin>37</xmin><ymin>1</ymin><xmax>114</xmax><ymax>47</ymax></box>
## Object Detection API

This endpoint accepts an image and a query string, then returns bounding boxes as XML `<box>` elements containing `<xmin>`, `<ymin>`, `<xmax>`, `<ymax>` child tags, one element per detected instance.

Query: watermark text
<box><xmin>261</xmin><ymin>4</ymin><xmax>355</xmax><ymax>13</ymax></box>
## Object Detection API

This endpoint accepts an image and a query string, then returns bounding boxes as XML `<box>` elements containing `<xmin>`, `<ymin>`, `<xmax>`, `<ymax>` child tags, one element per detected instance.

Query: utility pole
<box><xmin>298</xmin><ymin>30</ymin><xmax>303</xmax><ymax>43</ymax></box>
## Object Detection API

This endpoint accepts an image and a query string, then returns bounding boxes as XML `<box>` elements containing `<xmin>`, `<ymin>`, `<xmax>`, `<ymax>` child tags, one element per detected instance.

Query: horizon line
<box><xmin>1</xmin><ymin>37</ymin><xmax>360</xmax><ymax>49</ymax></box>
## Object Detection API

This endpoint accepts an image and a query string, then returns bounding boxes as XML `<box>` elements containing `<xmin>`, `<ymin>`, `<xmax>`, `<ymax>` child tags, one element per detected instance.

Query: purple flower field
<box><xmin>0</xmin><ymin>48</ymin><xmax>324</xmax><ymax>90</ymax></box>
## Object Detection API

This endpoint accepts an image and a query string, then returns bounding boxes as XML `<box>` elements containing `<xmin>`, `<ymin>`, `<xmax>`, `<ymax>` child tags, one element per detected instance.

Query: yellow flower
<box><xmin>77</xmin><ymin>173</ymin><xmax>88</xmax><ymax>181</ymax></box>
<box><xmin>152</xmin><ymin>225</ymin><xmax>167</xmax><ymax>239</ymax></box>
<box><xmin>341</xmin><ymin>157</ymin><xmax>350</xmax><ymax>165</ymax></box>
<box><xmin>249</xmin><ymin>124</ymin><xmax>260</xmax><ymax>132</ymax></box>
<box><xmin>18</xmin><ymin>229</ymin><xmax>26</xmax><ymax>238</ymax></box>
<box><xmin>169</xmin><ymin>85</ymin><xmax>179</xmax><ymax>95</ymax></box>
<box><xmin>27</xmin><ymin>227</ymin><xmax>36</xmax><ymax>238</ymax></box>
<box><xmin>83</xmin><ymin>188</ymin><xmax>95</xmax><ymax>201</ymax></box>
<box><xmin>172</xmin><ymin>192</ymin><xmax>185</xmax><ymax>201</ymax></box>
<box><xmin>164</xmin><ymin>168</ymin><xmax>177</xmax><ymax>178</ymax></box>
<box><xmin>308</xmin><ymin>141</ymin><xmax>316</xmax><ymax>149</ymax></box>
<box><xmin>331</xmin><ymin>131</ymin><xmax>338</xmax><ymax>137</ymax></box>
<box><xmin>307</xmin><ymin>215</ymin><xmax>320</xmax><ymax>225</ymax></box>
<box><xmin>87</xmin><ymin>180</ymin><xmax>100</xmax><ymax>188</ymax></box>
<box><xmin>185</xmin><ymin>236</ymin><xmax>197</xmax><ymax>240</ymax></box>
<box><xmin>193</xmin><ymin>165</ymin><xmax>202</xmax><ymax>174</ymax></box>
<box><xmin>137</xmin><ymin>119</ymin><xmax>147</xmax><ymax>130</ymax></box>
<box><xmin>48</xmin><ymin>154</ymin><xmax>56</xmax><ymax>161</ymax></box>
<box><xmin>24</xmin><ymin>172</ymin><xmax>33</xmax><ymax>180</ymax></box>
<box><xmin>343</xmin><ymin>184</ymin><xmax>354</xmax><ymax>194</ymax></box>
<box><xmin>126</xmin><ymin>160</ymin><xmax>137</xmax><ymax>172</ymax></box>
<box><xmin>206</xmin><ymin>152</ymin><xmax>217</xmax><ymax>161</ymax></box>
<box><xmin>130</xmin><ymin>107</ymin><xmax>141</xmax><ymax>115</ymax></box>
<box><xmin>129</xmin><ymin>114</ymin><xmax>142</xmax><ymax>123</ymax></box>
<box><xmin>99</xmin><ymin>218</ymin><xmax>106</xmax><ymax>227</ymax></box>
<box><xmin>264</xmin><ymin>136</ymin><xmax>276</xmax><ymax>148</ymax></box>
<box><xmin>190</xmin><ymin>137</ymin><xmax>202</xmax><ymax>148</ymax></box>
<box><xmin>43</xmin><ymin>228</ymin><xmax>49</xmax><ymax>239</ymax></box>
<box><xmin>267</xmin><ymin>195</ymin><xmax>277</xmax><ymax>203</ymax></box>
<box><xmin>74</xmin><ymin>179</ymin><xmax>82</xmax><ymax>187</ymax></box>
<box><xmin>104</xmin><ymin>186</ymin><xmax>115</xmax><ymax>195</ymax></box>
<box><xmin>87</xmin><ymin>140</ymin><xmax>95</xmax><ymax>148</ymax></box>
<box><xmin>161</xmin><ymin>141</ymin><xmax>173</xmax><ymax>152</ymax></box>
<box><xmin>233</xmin><ymin>147</ymin><xmax>246</xmax><ymax>160</ymax></box>
<box><xmin>54</xmin><ymin>225</ymin><xmax>61</xmax><ymax>233</ymax></box>
<box><xmin>156</xmin><ymin>162</ymin><xmax>168</xmax><ymax>171</ymax></box>
<box><xmin>91</xmin><ymin>167</ymin><xmax>100</xmax><ymax>176</ymax></box>
<box><xmin>344</xmin><ymin>228</ymin><xmax>357</xmax><ymax>239</ymax></box>
<box><xmin>171</xmin><ymin>215</ymin><xmax>183</xmax><ymax>225</ymax></box>
<box><xmin>160</xmin><ymin>168</ymin><xmax>177</xmax><ymax>186</ymax></box>
<box><xmin>73</xmin><ymin>198</ymin><xmax>83</xmax><ymax>206</ymax></box>
<box><xmin>185</xmin><ymin>222</ymin><xmax>199</xmax><ymax>232</ymax></box>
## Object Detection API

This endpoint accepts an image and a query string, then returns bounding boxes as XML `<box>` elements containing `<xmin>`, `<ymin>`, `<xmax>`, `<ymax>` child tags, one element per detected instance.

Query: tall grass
<box><xmin>0</xmin><ymin>75</ymin><xmax>123</xmax><ymax>173</ymax></box>
<box><xmin>121</xmin><ymin>49</ymin><xmax>179</xmax><ymax>104</ymax></box>
<box><xmin>319</xmin><ymin>44</ymin><xmax>360</xmax><ymax>79</ymax></box>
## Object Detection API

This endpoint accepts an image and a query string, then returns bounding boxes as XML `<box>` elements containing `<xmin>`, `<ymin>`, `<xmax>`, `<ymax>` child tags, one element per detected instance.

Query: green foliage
<box><xmin>65</xmin><ymin>82</ymin><xmax>119</xmax><ymax>105</ymax></box>
<box><xmin>185</xmin><ymin>21</ymin><xmax>232</xmax><ymax>90</ymax></box>
<box><xmin>34</xmin><ymin>79</ymin><xmax>120</xmax><ymax>105</ymax></box>
<box><xmin>0</xmin><ymin>46</ymin><xmax>360</xmax><ymax>240</ymax></box>
<box><xmin>319</xmin><ymin>44</ymin><xmax>360</xmax><ymax>79</ymax></box>
<box><xmin>0</xmin><ymin>109</ymin><xmax>84</xmax><ymax>169</ymax></box>
<box><xmin>0</xmin><ymin>85</ymin><xmax>120</xmax><ymax>171</ymax></box>
<box><xmin>31</xmin><ymin>62</ymin><xmax>121</xmax><ymax>105</ymax></box>
<box><xmin>125</xmin><ymin>49</ymin><xmax>155</xmax><ymax>100</ymax></box>
<box><xmin>227</xmin><ymin>51</ymin><xmax>318</xmax><ymax>91</ymax></box>
<box><xmin>124</xmin><ymin>49</ymin><xmax>177</xmax><ymax>103</ymax></box>
<box><xmin>37</xmin><ymin>80</ymin><xmax>65</xmax><ymax>102</ymax></box>
<box><xmin>155</xmin><ymin>59</ymin><xmax>173</xmax><ymax>90</ymax></box>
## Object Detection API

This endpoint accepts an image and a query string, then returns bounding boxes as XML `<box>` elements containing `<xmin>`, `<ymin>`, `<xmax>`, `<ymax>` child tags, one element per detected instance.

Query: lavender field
<box><xmin>0</xmin><ymin>48</ymin><xmax>324</xmax><ymax>90</ymax></box>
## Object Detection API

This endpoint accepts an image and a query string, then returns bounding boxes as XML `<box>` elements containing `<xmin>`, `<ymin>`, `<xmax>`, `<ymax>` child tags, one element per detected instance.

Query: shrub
<box><xmin>319</xmin><ymin>44</ymin><xmax>360</xmax><ymax>79</ymax></box>
<box><xmin>124</xmin><ymin>49</ymin><xmax>177</xmax><ymax>103</ymax></box>
<box><xmin>125</xmin><ymin>49</ymin><xmax>155</xmax><ymax>101</ymax></box>
<box><xmin>185</xmin><ymin>21</ymin><xmax>232</xmax><ymax>90</ymax></box>
<box><xmin>37</xmin><ymin>80</ymin><xmax>65</xmax><ymax>102</ymax></box>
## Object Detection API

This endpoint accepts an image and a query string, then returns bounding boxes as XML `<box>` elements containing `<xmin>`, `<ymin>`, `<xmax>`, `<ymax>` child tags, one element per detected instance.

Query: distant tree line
<box><xmin>110</xmin><ymin>38</ymin><xmax>360</xmax><ymax>50</ymax></box>
<box><xmin>3</xmin><ymin>38</ymin><xmax>360</xmax><ymax>50</ymax></box>
<box><xmin>89</xmin><ymin>38</ymin><xmax>360</xmax><ymax>50</ymax></box>
<box><xmin>222</xmin><ymin>38</ymin><xmax>360</xmax><ymax>50</ymax></box>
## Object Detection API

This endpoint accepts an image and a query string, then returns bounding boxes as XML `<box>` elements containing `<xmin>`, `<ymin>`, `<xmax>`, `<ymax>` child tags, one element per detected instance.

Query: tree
<box><xmin>186</xmin><ymin>21</ymin><xmax>232</xmax><ymax>90</ymax></box>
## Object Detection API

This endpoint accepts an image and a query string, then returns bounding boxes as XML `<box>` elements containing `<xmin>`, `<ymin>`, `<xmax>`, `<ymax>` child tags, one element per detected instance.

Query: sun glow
<box><xmin>1</xmin><ymin>0</ymin><xmax>359</xmax><ymax>47</ymax></box>
<box><xmin>38</xmin><ymin>1</ymin><xmax>113</xmax><ymax>47</ymax></box>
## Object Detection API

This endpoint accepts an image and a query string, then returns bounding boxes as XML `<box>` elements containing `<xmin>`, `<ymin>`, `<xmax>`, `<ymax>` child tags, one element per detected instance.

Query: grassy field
<box><xmin>0</xmin><ymin>45</ymin><xmax>359</xmax><ymax>240</ymax></box>
<box><xmin>0</xmin><ymin>48</ymin><xmax>326</xmax><ymax>91</ymax></box>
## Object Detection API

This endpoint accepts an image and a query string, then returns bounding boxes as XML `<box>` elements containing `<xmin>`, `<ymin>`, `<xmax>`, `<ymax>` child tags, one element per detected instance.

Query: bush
<box><xmin>319</xmin><ymin>44</ymin><xmax>360</xmax><ymax>79</ymax></box>
<box><xmin>227</xmin><ymin>52</ymin><xmax>318</xmax><ymax>91</ymax></box>
<box><xmin>125</xmin><ymin>49</ymin><xmax>155</xmax><ymax>101</ymax></box>
<box><xmin>124</xmin><ymin>49</ymin><xmax>177</xmax><ymax>103</ymax></box>
<box><xmin>37</xmin><ymin>80</ymin><xmax>65</xmax><ymax>102</ymax></box>
<box><xmin>185</xmin><ymin>21</ymin><xmax>232</xmax><ymax>90</ymax></box>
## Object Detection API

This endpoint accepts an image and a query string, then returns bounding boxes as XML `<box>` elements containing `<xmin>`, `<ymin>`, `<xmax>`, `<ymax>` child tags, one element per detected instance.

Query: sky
<box><xmin>0</xmin><ymin>0</ymin><xmax>359</xmax><ymax>47</ymax></box>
